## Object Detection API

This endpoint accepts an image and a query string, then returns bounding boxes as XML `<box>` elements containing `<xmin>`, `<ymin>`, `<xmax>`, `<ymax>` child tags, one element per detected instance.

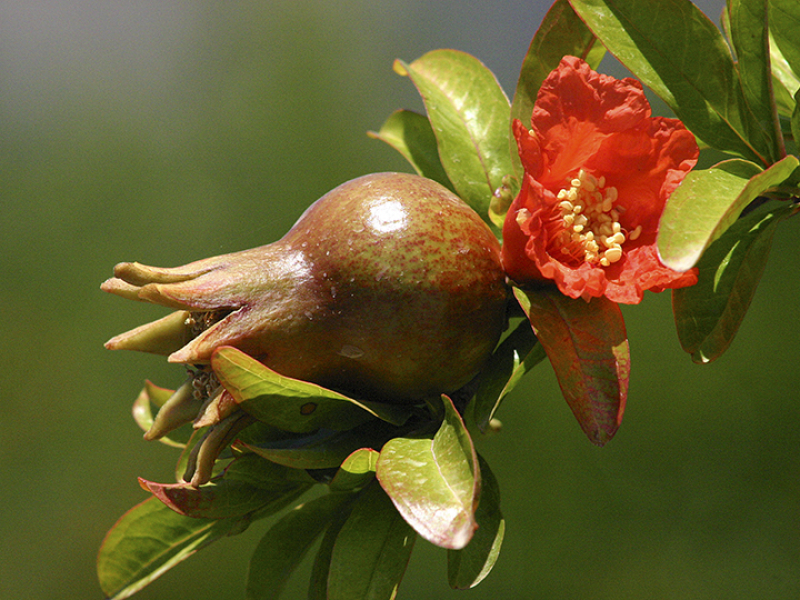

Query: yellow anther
<box><xmin>554</xmin><ymin>169</ymin><xmax>625</xmax><ymax>268</ymax></box>
<box><xmin>610</xmin><ymin>232</ymin><xmax>626</xmax><ymax>245</ymax></box>
<box><xmin>629</xmin><ymin>225</ymin><xmax>642</xmax><ymax>241</ymax></box>
<box><xmin>604</xmin><ymin>247</ymin><xmax>623</xmax><ymax>263</ymax></box>
<box><xmin>515</xmin><ymin>208</ymin><xmax>532</xmax><ymax>227</ymax></box>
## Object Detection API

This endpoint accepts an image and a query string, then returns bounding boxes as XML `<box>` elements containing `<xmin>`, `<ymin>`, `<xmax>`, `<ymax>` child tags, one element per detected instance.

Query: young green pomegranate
<box><xmin>102</xmin><ymin>172</ymin><xmax>509</xmax><ymax>404</ymax></box>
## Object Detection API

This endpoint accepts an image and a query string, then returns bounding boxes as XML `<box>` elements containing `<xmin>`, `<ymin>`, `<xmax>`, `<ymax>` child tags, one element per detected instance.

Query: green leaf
<box><xmin>211</xmin><ymin>346</ymin><xmax>410</xmax><ymax>433</ymax></box>
<box><xmin>514</xmin><ymin>287</ymin><xmax>629</xmax><ymax>446</ymax></box>
<box><xmin>376</xmin><ymin>395</ymin><xmax>480</xmax><ymax>549</ymax></box>
<box><xmin>98</xmin><ymin>497</ymin><xmax>241</xmax><ymax>600</ymax></box>
<box><xmin>729</xmin><ymin>0</ymin><xmax>784</xmax><ymax>162</ymax></box>
<box><xmin>447</xmin><ymin>456</ymin><xmax>505</xmax><ymax>589</ymax></box>
<box><xmin>395</xmin><ymin>50</ymin><xmax>512</xmax><ymax>226</ymax></box>
<box><xmin>792</xmin><ymin>89</ymin><xmax>800</xmax><ymax>146</ymax></box>
<box><xmin>569</xmin><ymin>0</ymin><xmax>770</xmax><ymax>164</ymax></box>
<box><xmin>771</xmin><ymin>0</ymin><xmax>800</xmax><ymax>85</ymax></box>
<box><xmin>469</xmin><ymin>318</ymin><xmax>547</xmax><ymax>433</ymax></box>
<box><xmin>327</xmin><ymin>482</ymin><xmax>417</xmax><ymax>600</ymax></box>
<box><xmin>769</xmin><ymin>27</ymin><xmax>800</xmax><ymax>117</ymax></box>
<box><xmin>367</xmin><ymin>109</ymin><xmax>455</xmax><ymax>190</ymax></box>
<box><xmin>672</xmin><ymin>202</ymin><xmax>793</xmax><ymax>363</ymax></box>
<box><xmin>657</xmin><ymin>156</ymin><xmax>798</xmax><ymax>271</ymax></box>
<box><xmin>240</xmin><ymin>417</ymin><xmax>397</xmax><ymax>470</ymax></box>
<box><xmin>510</xmin><ymin>0</ymin><xmax>604</xmax><ymax>177</ymax></box>
<box><xmin>246</xmin><ymin>492</ymin><xmax>354</xmax><ymax>600</ymax></box>
<box><xmin>139</xmin><ymin>455</ymin><xmax>312</xmax><ymax>519</ymax></box>
<box><xmin>330</xmin><ymin>448</ymin><xmax>380</xmax><ymax>492</ymax></box>
<box><xmin>307</xmin><ymin>509</ymin><xmax>351</xmax><ymax>600</ymax></box>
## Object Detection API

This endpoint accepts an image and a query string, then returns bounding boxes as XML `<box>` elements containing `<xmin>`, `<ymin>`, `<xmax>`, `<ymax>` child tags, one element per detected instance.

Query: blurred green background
<box><xmin>2</xmin><ymin>1</ymin><xmax>799</xmax><ymax>599</ymax></box>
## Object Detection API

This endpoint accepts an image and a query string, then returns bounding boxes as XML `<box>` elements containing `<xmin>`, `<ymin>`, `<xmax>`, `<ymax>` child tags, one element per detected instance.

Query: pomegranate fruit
<box><xmin>103</xmin><ymin>172</ymin><xmax>509</xmax><ymax>404</ymax></box>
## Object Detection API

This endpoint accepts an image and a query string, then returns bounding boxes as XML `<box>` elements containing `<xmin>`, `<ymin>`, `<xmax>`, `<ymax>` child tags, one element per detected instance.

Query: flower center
<box><xmin>553</xmin><ymin>169</ymin><xmax>641</xmax><ymax>267</ymax></box>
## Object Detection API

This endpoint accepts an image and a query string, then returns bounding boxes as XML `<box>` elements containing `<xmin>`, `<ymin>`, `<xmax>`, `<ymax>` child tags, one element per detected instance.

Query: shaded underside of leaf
<box><xmin>672</xmin><ymin>202</ymin><xmax>792</xmax><ymax>363</ymax></box>
<box><xmin>729</xmin><ymin>0</ymin><xmax>783</xmax><ymax>163</ymax></box>
<box><xmin>514</xmin><ymin>287</ymin><xmax>629</xmax><ymax>446</ymax></box>
<box><xmin>246</xmin><ymin>492</ymin><xmax>354</xmax><ymax>600</ymax></box>
<box><xmin>327</xmin><ymin>482</ymin><xmax>417</xmax><ymax>600</ymax></box>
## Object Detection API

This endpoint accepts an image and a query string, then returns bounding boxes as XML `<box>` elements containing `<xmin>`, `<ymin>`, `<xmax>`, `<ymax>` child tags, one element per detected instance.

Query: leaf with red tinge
<box><xmin>139</xmin><ymin>455</ymin><xmax>311</xmax><ymax>519</ymax></box>
<box><xmin>376</xmin><ymin>395</ymin><xmax>480</xmax><ymax>549</ymax></box>
<box><xmin>514</xmin><ymin>287</ymin><xmax>629</xmax><ymax>445</ymax></box>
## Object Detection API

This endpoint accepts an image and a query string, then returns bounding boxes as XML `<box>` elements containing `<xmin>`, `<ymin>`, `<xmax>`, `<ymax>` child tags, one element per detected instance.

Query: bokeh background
<box><xmin>3</xmin><ymin>1</ymin><xmax>799</xmax><ymax>599</ymax></box>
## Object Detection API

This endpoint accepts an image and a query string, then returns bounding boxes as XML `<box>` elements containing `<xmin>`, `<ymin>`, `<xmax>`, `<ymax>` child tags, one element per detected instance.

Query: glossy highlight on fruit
<box><xmin>102</xmin><ymin>172</ymin><xmax>509</xmax><ymax>404</ymax></box>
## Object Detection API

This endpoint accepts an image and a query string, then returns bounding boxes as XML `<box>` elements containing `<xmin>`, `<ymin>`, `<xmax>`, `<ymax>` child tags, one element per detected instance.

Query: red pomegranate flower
<box><xmin>501</xmin><ymin>56</ymin><xmax>699</xmax><ymax>304</ymax></box>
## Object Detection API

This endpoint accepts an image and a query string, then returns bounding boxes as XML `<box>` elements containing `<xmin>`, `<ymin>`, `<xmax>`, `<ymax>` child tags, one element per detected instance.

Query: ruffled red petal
<box><xmin>501</xmin><ymin>56</ymin><xmax>699</xmax><ymax>304</ymax></box>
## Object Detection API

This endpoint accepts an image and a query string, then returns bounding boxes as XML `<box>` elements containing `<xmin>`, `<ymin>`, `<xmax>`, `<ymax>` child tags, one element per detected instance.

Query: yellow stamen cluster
<box><xmin>556</xmin><ymin>169</ymin><xmax>641</xmax><ymax>267</ymax></box>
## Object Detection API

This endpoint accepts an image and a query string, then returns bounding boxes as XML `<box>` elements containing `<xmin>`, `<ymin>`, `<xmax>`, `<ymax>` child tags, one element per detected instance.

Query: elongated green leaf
<box><xmin>327</xmin><ymin>482</ymin><xmax>416</xmax><ymax>600</ymax></box>
<box><xmin>330</xmin><ymin>448</ymin><xmax>379</xmax><ymax>492</ymax></box>
<box><xmin>367</xmin><ymin>109</ymin><xmax>454</xmax><ymax>190</ymax></box>
<box><xmin>514</xmin><ymin>287</ymin><xmax>629</xmax><ymax>446</ymax></box>
<box><xmin>246</xmin><ymin>492</ymin><xmax>354</xmax><ymax>600</ymax></box>
<box><xmin>658</xmin><ymin>156</ymin><xmax>798</xmax><ymax>271</ymax></box>
<box><xmin>447</xmin><ymin>456</ymin><xmax>505</xmax><ymax>589</ymax></box>
<box><xmin>211</xmin><ymin>346</ymin><xmax>410</xmax><ymax>433</ymax></box>
<box><xmin>469</xmin><ymin>318</ymin><xmax>547</xmax><ymax>433</ymax></box>
<box><xmin>395</xmin><ymin>50</ymin><xmax>512</xmax><ymax>225</ymax></box>
<box><xmin>376</xmin><ymin>395</ymin><xmax>480</xmax><ymax>549</ymax></box>
<box><xmin>729</xmin><ymin>0</ymin><xmax>783</xmax><ymax>162</ymax></box>
<box><xmin>672</xmin><ymin>202</ymin><xmax>793</xmax><ymax>363</ymax></box>
<box><xmin>569</xmin><ymin>0</ymin><xmax>769</xmax><ymax>164</ymax></box>
<box><xmin>771</xmin><ymin>0</ymin><xmax>800</xmax><ymax>84</ymax></box>
<box><xmin>510</xmin><ymin>0</ymin><xmax>604</xmax><ymax>177</ymax></box>
<box><xmin>98</xmin><ymin>497</ymin><xmax>240</xmax><ymax>600</ymax></box>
